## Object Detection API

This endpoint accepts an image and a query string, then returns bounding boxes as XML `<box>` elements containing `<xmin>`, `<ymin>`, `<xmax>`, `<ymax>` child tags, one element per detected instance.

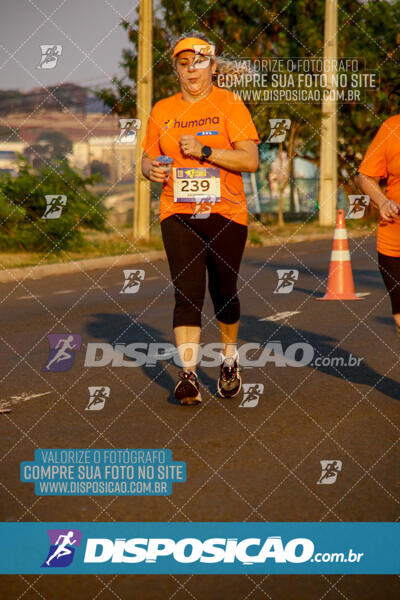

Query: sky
<box><xmin>0</xmin><ymin>0</ymin><xmax>140</xmax><ymax>92</ymax></box>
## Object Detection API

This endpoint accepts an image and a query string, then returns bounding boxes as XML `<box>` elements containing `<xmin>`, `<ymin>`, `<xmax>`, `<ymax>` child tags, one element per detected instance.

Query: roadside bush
<box><xmin>0</xmin><ymin>157</ymin><xmax>106</xmax><ymax>253</ymax></box>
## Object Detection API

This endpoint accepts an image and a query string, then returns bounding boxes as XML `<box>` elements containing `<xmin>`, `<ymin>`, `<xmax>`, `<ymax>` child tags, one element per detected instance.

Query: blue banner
<box><xmin>0</xmin><ymin>522</ymin><xmax>398</xmax><ymax>574</ymax></box>
<box><xmin>20</xmin><ymin>449</ymin><xmax>186</xmax><ymax>496</ymax></box>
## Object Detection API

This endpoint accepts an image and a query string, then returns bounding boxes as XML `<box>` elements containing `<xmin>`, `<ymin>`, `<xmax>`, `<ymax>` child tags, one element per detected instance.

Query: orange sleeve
<box><xmin>141</xmin><ymin>107</ymin><xmax>162</xmax><ymax>157</ymax></box>
<box><xmin>358</xmin><ymin>121</ymin><xmax>390</xmax><ymax>179</ymax></box>
<box><xmin>225</xmin><ymin>97</ymin><xmax>259</xmax><ymax>145</ymax></box>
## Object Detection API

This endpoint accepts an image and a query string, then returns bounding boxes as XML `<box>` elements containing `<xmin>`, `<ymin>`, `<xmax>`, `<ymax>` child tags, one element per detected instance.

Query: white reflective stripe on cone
<box><xmin>333</xmin><ymin>229</ymin><xmax>348</xmax><ymax>239</ymax></box>
<box><xmin>331</xmin><ymin>250</ymin><xmax>351</xmax><ymax>261</ymax></box>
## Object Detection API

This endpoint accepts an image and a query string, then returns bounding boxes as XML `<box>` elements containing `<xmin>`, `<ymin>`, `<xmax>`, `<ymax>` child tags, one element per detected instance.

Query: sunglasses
<box><xmin>176</xmin><ymin>54</ymin><xmax>212</xmax><ymax>70</ymax></box>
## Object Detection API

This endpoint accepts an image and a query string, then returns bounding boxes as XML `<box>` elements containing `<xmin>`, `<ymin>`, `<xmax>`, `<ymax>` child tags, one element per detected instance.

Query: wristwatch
<box><xmin>200</xmin><ymin>145</ymin><xmax>212</xmax><ymax>163</ymax></box>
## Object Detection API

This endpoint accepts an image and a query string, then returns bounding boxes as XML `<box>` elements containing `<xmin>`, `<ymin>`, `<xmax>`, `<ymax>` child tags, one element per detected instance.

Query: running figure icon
<box><xmin>45</xmin><ymin>531</ymin><xmax>77</xmax><ymax>566</ymax></box>
<box><xmin>346</xmin><ymin>195</ymin><xmax>370</xmax><ymax>219</ymax></box>
<box><xmin>37</xmin><ymin>45</ymin><xmax>62</xmax><ymax>69</ymax></box>
<box><xmin>243</xmin><ymin>384</ymin><xmax>261</xmax><ymax>403</ymax></box>
<box><xmin>120</xmin><ymin>269</ymin><xmax>145</xmax><ymax>293</ymax></box>
<box><xmin>44</xmin><ymin>335</ymin><xmax>76</xmax><ymax>371</ymax></box>
<box><xmin>239</xmin><ymin>383</ymin><xmax>264</xmax><ymax>408</ymax></box>
<box><xmin>42</xmin><ymin>195</ymin><xmax>67</xmax><ymax>219</ymax></box>
<box><xmin>317</xmin><ymin>460</ymin><xmax>343</xmax><ymax>485</ymax></box>
<box><xmin>86</xmin><ymin>386</ymin><xmax>110</xmax><ymax>411</ymax></box>
<box><xmin>42</xmin><ymin>46</ymin><xmax>60</xmax><ymax>66</ymax></box>
<box><xmin>267</xmin><ymin>118</ymin><xmax>291</xmax><ymax>143</ymax></box>
<box><xmin>274</xmin><ymin>269</ymin><xmax>299</xmax><ymax>294</ymax></box>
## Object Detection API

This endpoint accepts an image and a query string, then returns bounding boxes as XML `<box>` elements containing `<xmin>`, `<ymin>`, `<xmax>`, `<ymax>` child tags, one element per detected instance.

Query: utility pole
<box><xmin>86</xmin><ymin>140</ymin><xmax>91</xmax><ymax>177</ymax></box>
<box><xmin>134</xmin><ymin>0</ymin><xmax>153</xmax><ymax>241</ymax></box>
<box><xmin>319</xmin><ymin>0</ymin><xmax>338</xmax><ymax>226</ymax></box>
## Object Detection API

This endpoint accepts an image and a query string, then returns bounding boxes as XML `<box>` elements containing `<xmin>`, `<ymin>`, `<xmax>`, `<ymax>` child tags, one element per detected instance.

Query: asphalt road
<box><xmin>0</xmin><ymin>235</ymin><xmax>399</xmax><ymax>599</ymax></box>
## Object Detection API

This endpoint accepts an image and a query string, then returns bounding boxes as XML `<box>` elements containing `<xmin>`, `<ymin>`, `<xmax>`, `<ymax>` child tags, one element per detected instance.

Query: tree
<box><xmin>274</xmin><ymin>145</ymin><xmax>289</xmax><ymax>226</ymax></box>
<box><xmin>98</xmin><ymin>0</ymin><xmax>400</xmax><ymax>205</ymax></box>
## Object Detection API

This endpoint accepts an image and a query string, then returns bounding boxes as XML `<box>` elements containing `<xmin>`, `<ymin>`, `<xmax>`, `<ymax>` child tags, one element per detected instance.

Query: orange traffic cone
<box><xmin>318</xmin><ymin>209</ymin><xmax>361</xmax><ymax>300</ymax></box>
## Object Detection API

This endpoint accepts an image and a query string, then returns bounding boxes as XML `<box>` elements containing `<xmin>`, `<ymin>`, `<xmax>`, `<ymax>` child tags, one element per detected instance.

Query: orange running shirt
<box><xmin>358</xmin><ymin>115</ymin><xmax>400</xmax><ymax>256</ymax></box>
<box><xmin>141</xmin><ymin>85</ymin><xmax>259</xmax><ymax>226</ymax></box>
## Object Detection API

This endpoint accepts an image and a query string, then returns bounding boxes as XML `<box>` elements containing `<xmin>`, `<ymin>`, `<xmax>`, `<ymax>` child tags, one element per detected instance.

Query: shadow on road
<box><xmin>85</xmin><ymin>310</ymin><xmax>400</xmax><ymax>404</ymax></box>
<box><xmin>375</xmin><ymin>316</ymin><xmax>396</xmax><ymax>328</ymax></box>
<box><xmin>238</xmin><ymin>314</ymin><xmax>400</xmax><ymax>402</ymax></box>
<box><xmin>245</xmin><ymin>257</ymin><xmax>386</xmax><ymax>297</ymax></box>
<box><xmin>86</xmin><ymin>312</ymin><xmax>179</xmax><ymax>403</ymax></box>
<box><xmin>86</xmin><ymin>312</ymin><xmax>217</xmax><ymax>405</ymax></box>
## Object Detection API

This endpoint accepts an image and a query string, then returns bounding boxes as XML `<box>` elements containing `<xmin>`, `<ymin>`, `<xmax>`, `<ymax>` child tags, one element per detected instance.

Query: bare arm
<box><xmin>356</xmin><ymin>172</ymin><xmax>399</xmax><ymax>222</ymax></box>
<box><xmin>179</xmin><ymin>136</ymin><xmax>259</xmax><ymax>172</ymax></box>
<box><xmin>207</xmin><ymin>140</ymin><xmax>259</xmax><ymax>172</ymax></box>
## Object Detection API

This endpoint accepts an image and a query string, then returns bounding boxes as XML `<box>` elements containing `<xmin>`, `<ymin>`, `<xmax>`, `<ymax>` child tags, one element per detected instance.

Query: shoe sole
<box><xmin>179</xmin><ymin>395</ymin><xmax>202</xmax><ymax>405</ymax></box>
<box><xmin>174</xmin><ymin>381</ymin><xmax>202</xmax><ymax>405</ymax></box>
<box><xmin>217</xmin><ymin>375</ymin><xmax>242</xmax><ymax>399</ymax></box>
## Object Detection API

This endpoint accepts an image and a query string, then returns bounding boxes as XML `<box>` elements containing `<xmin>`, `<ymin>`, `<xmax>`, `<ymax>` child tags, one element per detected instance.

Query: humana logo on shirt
<box><xmin>165</xmin><ymin>116</ymin><xmax>220</xmax><ymax>129</ymax></box>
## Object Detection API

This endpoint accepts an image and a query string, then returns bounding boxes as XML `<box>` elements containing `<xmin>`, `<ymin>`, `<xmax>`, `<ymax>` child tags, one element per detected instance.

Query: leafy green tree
<box><xmin>98</xmin><ymin>0</ymin><xmax>400</xmax><ymax>200</ymax></box>
<box><xmin>0</xmin><ymin>158</ymin><xmax>106</xmax><ymax>252</ymax></box>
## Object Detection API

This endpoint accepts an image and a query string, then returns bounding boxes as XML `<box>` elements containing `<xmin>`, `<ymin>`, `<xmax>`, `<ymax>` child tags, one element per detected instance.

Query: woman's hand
<box><xmin>142</xmin><ymin>153</ymin><xmax>169</xmax><ymax>183</ymax></box>
<box><xmin>149</xmin><ymin>159</ymin><xmax>169</xmax><ymax>183</ymax></box>
<box><xmin>180</xmin><ymin>135</ymin><xmax>203</xmax><ymax>159</ymax></box>
<box><xmin>379</xmin><ymin>199</ymin><xmax>400</xmax><ymax>222</ymax></box>
<box><xmin>356</xmin><ymin>173</ymin><xmax>400</xmax><ymax>223</ymax></box>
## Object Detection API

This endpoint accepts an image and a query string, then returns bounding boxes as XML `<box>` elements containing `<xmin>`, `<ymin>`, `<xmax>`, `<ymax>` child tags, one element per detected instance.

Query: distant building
<box><xmin>0</xmin><ymin>135</ymin><xmax>135</xmax><ymax>183</ymax></box>
<box><xmin>0</xmin><ymin>142</ymin><xmax>27</xmax><ymax>174</ymax></box>
<box><xmin>85</xmin><ymin>94</ymin><xmax>110</xmax><ymax>115</ymax></box>
<box><xmin>1</xmin><ymin>110</ymin><xmax>119</xmax><ymax>145</ymax></box>
<box><xmin>69</xmin><ymin>136</ymin><xmax>135</xmax><ymax>182</ymax></box>
<box><xmin>0</xmin><ymin>83</ymin><xmax>109</xmax><ymax>115</ymax></box>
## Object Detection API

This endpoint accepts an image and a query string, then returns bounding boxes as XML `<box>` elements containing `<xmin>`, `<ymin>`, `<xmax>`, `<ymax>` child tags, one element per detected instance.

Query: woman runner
<box><xmin>357</xmin><ymin>115</ymin><xmax>400</xmax><ymax>336</ymax></box>
<box><xmin>141</xmin><ymin>31</ymin><xmax>259</xmax><ymax>404</ymax></box>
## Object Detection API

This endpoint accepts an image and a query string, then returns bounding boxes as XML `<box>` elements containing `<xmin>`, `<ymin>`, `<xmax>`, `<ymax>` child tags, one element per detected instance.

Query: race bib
<box><xmin>173</xmin><ymin>167</ymin><xmax>221</xmax><ymax>203</ymax></box>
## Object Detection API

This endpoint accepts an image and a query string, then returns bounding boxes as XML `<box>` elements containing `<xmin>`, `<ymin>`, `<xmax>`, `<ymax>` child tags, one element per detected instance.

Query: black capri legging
<box><xmin>378</xmin><ymin>252</ymin><xmax>400</xmax><ymax>314</ymax></box>
<box><xmin>161</xmin><ymin>213</ymin><xmax>248</xmax><ymax>328</ymax></box>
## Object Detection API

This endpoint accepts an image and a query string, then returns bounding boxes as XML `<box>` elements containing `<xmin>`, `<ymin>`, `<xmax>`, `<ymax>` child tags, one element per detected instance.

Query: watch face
<box><xmin>202</xmin><ymin>145</ymin><xmax>211</xmax><ymax>158</ymax></box>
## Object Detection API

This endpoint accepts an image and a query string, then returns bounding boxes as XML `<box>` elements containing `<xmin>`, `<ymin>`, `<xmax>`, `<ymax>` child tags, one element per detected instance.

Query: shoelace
<box><xmin>179</xmin><ymin>371</ymin><xmax>197</xmax><ymax>382</ymax></box>
<box><xmin>221</xmin><ymin>361</ymin><xmax>237</xmax><ymax>382</ymax></box>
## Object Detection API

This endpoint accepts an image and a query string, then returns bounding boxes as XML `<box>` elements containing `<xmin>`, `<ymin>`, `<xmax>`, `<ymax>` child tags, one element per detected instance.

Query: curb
<box><xmin>256</xmin><ymin>229</ymin><xmax>371</xmax><ymax>247</ymax></box>
<box><xmin>0</xmin><ymin>250</ymin><xmax>166</xmax><ymax>283</ymax></box>
<box><xmin>0</xmin><ymin>231</ymin><xmax>371</xmax><ymax>283</ymax></box>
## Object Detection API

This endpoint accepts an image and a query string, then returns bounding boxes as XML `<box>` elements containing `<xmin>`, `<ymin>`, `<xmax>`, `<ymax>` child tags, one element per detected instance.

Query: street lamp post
<box><xmin>319</xmin><ymin>0</ymin><xmax>338</xmax><ymax>226</ymax></box>
<box><xmin>133</xmin><ymin>0</ymin><xmax>153</xmax><ymax>241</ymax></box>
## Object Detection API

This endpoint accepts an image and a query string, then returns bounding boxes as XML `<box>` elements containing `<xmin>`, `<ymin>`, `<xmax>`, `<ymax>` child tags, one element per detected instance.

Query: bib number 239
<box><xmin>173</xmin><ymin>167</ymin><xmax>220</xmax><ymax>203</ymax></box>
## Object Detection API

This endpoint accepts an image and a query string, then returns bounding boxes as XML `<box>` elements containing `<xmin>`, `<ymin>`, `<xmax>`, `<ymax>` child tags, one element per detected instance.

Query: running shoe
<box><xmin>174</xmin><ymin>370</ymin><xmax>202</xmax><ymax>405</ymax></box>
<box><xmin>217</xmin><ymin>353</ymin><xmax>242</xmax><ymax>398</ymax></box>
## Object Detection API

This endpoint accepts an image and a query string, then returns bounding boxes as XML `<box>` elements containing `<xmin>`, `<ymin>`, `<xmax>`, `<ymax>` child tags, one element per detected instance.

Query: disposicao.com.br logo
<box><xmin>83</xmin><ymin>341</ymin><xmax>362</xmax><ymax>369</ymax></box>
<box><xmin>82</xmin><ymin>536</ymin><xmax>363</xmax><ymax>566</ymax></box>
<box><xmin>41</xmin><ymin>335</ymin><xmax>363</xmax><ymax>370</ymax></box>
<box><xmin>0</xmin><ymin>522</ymin><xmax>392</xmax><ymax>574</ymax></box>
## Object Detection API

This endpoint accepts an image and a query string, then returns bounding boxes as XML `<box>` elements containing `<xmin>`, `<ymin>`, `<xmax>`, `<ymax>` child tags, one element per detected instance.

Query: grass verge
<box><xmin>0</xmin><ymin>216</ymin><xmax>376</xmax><ymax>269</ymax></box>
